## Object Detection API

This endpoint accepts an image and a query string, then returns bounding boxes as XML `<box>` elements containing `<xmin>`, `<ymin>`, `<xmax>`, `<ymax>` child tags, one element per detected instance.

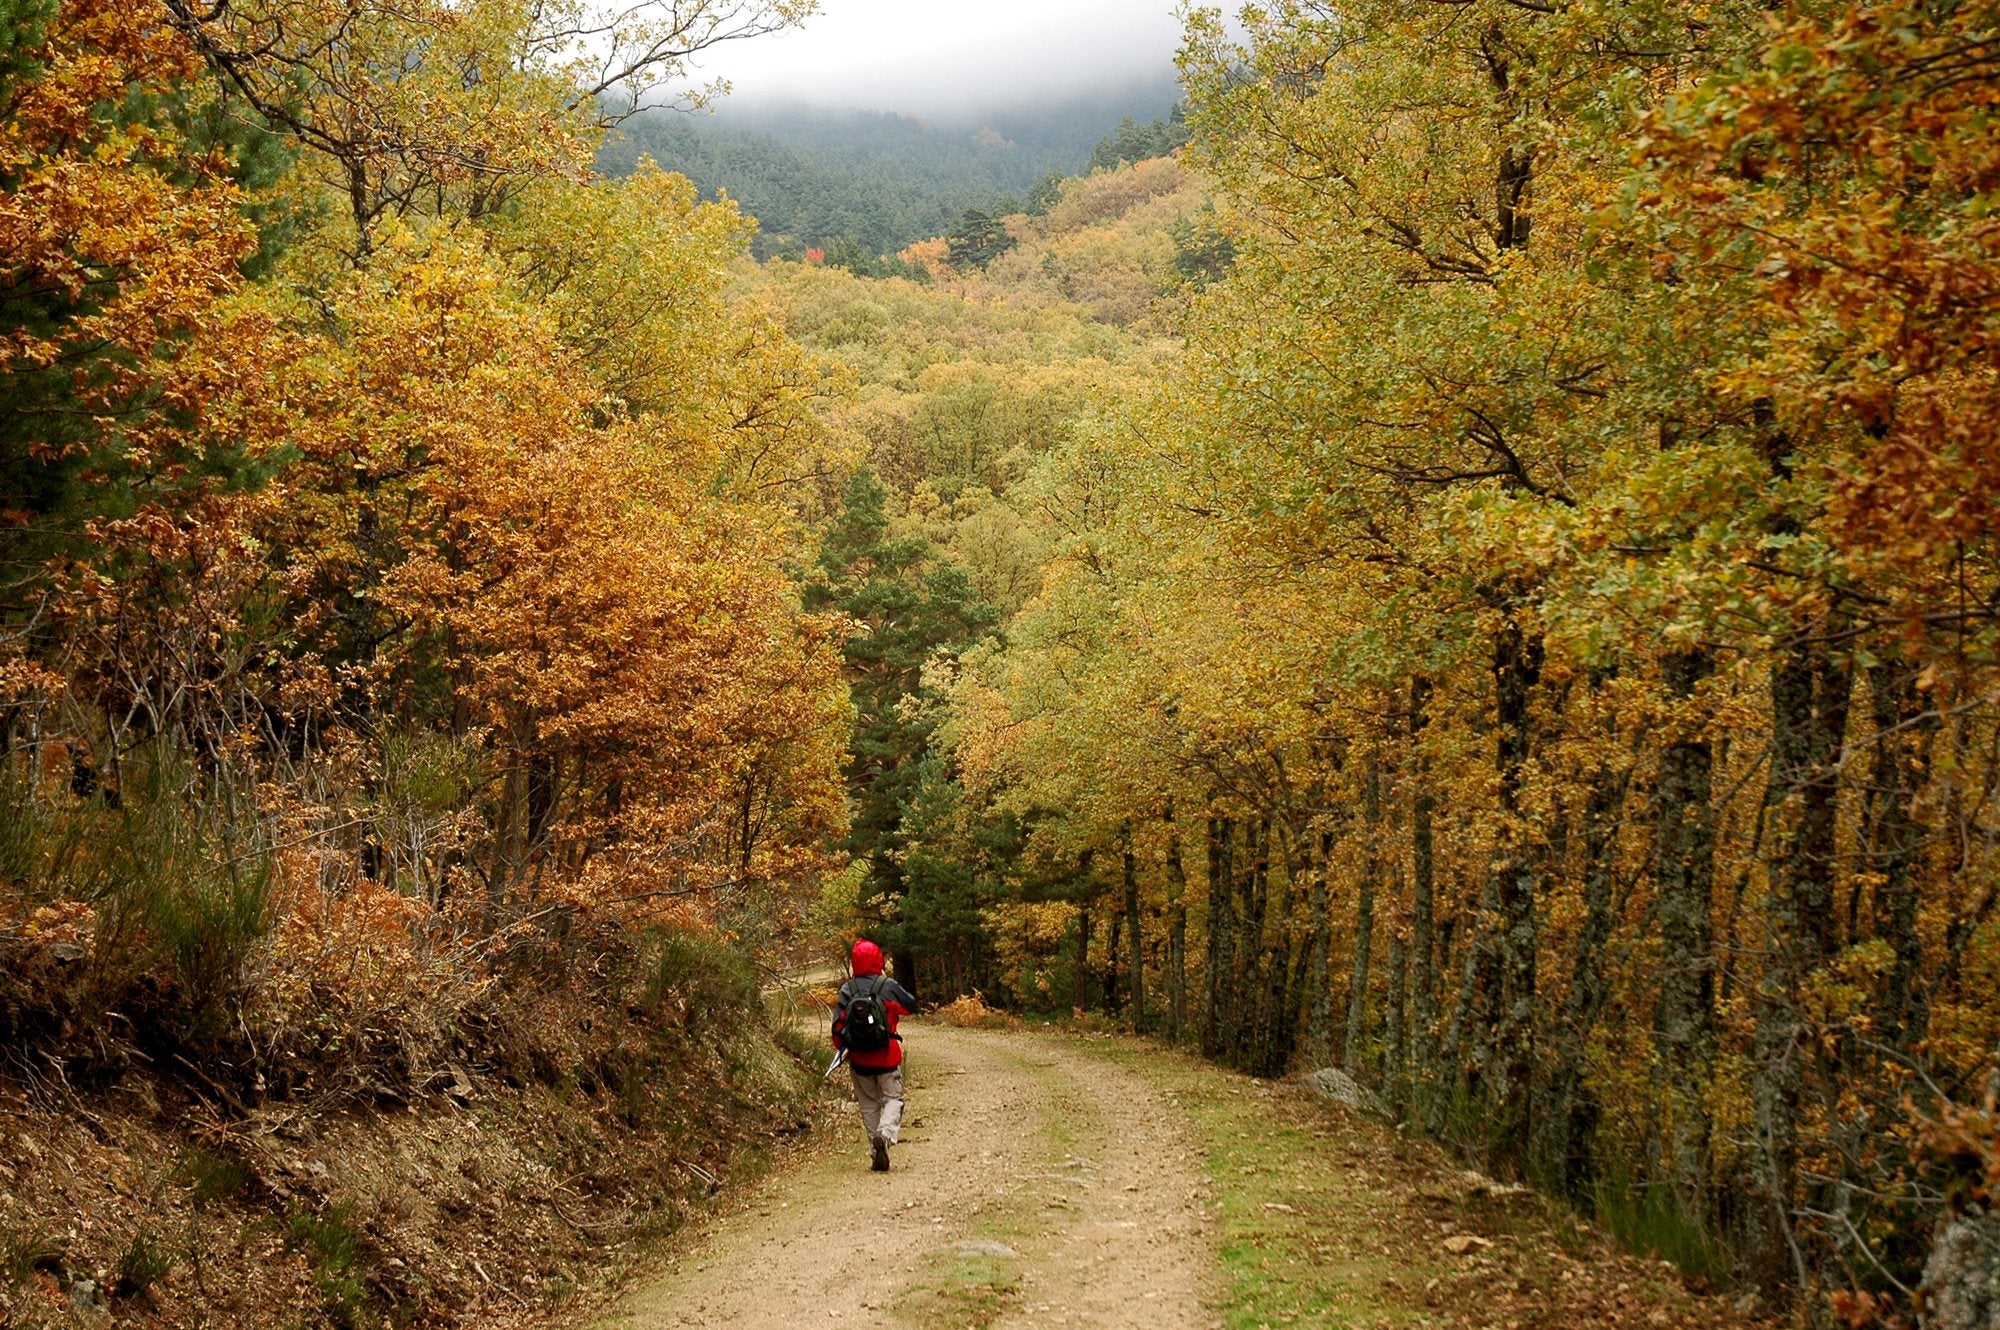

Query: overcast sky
<box><xmin>684</xmin><ymin>0</ymin><xmax>1187</xmax><ymax>113</ymax></box>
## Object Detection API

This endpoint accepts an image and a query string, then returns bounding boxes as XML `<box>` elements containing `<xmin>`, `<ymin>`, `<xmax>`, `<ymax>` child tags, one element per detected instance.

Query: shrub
<box><xmin>641</xmin><ymin>930</ymin><xmax>759</xmax><ymax>1037</ymax></box>
<box><xmin>2</xmin><ymin>746</ymin><xmax>278</xmax><ymax>1042</ymax></box>
<box><xmin>933</xmin><ymin>991</ymin><xmax>1015</xmax><ymax>1030</ymax></box>
<box><xmin>1593</xmin><ymin>1172</ymin><xmax>1733</xmax><ymax>1290</ymax></box>
<box><xmin>90</xmin><ymin>756</ymin><xmax>277</xmax><ymax>1034</ymax></box>
<box><xmin>173</xmin><ymin>1146</ymin><xmax>249</xmax><ymax>1210</ymax></box>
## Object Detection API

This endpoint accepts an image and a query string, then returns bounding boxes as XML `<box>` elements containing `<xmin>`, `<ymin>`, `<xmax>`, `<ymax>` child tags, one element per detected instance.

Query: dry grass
<box><xmin>931</xmin><ymin>991</ymin><xmax>1018</xmax><ymax>1030</ymax></box>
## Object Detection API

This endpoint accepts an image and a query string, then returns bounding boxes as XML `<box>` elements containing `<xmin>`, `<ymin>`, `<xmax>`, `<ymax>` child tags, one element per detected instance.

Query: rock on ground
<box><xmin>1304</xmin><ymin>1066</ymin><xmax>1387</xmax><ymax>1117</ymax></box>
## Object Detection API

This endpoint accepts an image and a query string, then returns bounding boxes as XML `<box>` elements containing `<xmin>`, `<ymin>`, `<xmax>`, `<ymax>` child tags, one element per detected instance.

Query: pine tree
<box><xmin>807</xmin><ymin>468</ymin><xmax>997</xmax><ymax>968</ymax></box>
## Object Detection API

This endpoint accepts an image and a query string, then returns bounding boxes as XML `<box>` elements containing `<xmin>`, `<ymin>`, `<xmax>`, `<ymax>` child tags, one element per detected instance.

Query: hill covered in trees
<box><xmin>597</xmin><ymin>81</ymin><xmax>1182</xmax><ymax>259</ymax></box>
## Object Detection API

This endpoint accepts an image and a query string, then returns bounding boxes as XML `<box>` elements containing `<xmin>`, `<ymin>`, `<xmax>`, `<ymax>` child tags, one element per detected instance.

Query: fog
<box><xmin>682</xmin><ymin>0</ymin><xmax>1186</xmax><ymax>116</ymax></box>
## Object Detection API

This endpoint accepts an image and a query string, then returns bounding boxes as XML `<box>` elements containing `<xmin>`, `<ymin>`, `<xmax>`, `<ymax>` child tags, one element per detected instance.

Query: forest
<box><xmin>1</xmin><ymin>0</ymin><xmax>1997</xmax><ymax>1325</ymax></box>
<box><xmin>596</xmin><ymin>89</ymin><xmax>1183</xmax><ymax>259</ymax></box>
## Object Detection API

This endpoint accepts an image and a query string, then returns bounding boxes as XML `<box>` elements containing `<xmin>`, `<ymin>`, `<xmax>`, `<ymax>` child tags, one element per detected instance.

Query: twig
<box><xmin>1799</xmin><ymin>1206</ymin><xmax>1915</xmax><ymax>1297</ymax></box>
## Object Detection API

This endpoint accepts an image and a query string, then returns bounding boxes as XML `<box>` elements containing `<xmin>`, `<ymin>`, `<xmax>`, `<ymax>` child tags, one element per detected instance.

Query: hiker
<box><xmin>832</xmin><ymin>938</ymin><xmax>916</xmax><ymax>1172</ymax></box>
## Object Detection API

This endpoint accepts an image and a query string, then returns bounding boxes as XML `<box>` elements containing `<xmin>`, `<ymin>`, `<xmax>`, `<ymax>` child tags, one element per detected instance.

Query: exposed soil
<box><xmin>595</xmin><ymin>1023</ymin><xmax>1217</xmax><ymax>1330</ymax></box>
<box><xmin>589</xmin><ymin>1026</ymin><xmax>1772</xmax><ymax>1330</ymax></box>
<box><xmin>0</xmin><ymin>946</ymin><xmax>824</xmax><ymax>1330</ymax></box>
<box><xmin>3</xmin><ymin>1010</ymin><xmax>1777</xmax><ymax>1330</ymax></box>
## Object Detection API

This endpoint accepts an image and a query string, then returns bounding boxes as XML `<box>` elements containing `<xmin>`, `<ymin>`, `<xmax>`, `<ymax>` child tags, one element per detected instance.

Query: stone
<box><xmin>955</xmin><ymin>1240</ymin><xmax>1018</xmax><ymax>1258</ymax></box>
<box><xmin>1921</xmin><ymin>1213</ymin><xmax>2000</xmax><ymax>1330</ymax></box>
<box><xmin>1460</xmin><ymin>1170</ymin><xmax>1530</xmax><ymax>1200</ymax></box>
<box><xmin>1304</xmin><ymin>1068</ymin><xmax>1388</xmax><ymax>1117</ymax></box>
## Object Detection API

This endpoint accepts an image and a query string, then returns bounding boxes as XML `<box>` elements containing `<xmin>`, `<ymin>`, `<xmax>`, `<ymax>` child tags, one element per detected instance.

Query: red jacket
<box><xmin>832</xmin><ymin>940</ymin><xmax>916</xmax><ymax>1071</ymax></box>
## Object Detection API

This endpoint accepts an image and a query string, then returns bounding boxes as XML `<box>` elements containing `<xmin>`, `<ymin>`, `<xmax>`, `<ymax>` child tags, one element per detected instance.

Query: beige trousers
<box><xmin>850</xmin><ymin>1066</ymin><xmax>904</xmax><ymax>1145</ymax></box>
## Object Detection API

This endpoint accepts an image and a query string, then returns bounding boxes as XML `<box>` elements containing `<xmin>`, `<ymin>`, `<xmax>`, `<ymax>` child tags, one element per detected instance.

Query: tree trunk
<box><xmin>1748</xmin><ymin>634</ymin><xmax>1853</xmax><ymax>1296</ymax></box>
<box><xmin>1384</xmin><ymin>924</ymin><xmax>1408</xmax><ymax>1114</ymax></box>
<box><xmin>1307</xmin><ymin>829</ymin><xmax>1336</xmax><ymax>1069</ymax></box>
<box><xmin>1165</xmin><ymin>806</ymin><xmax>1190</xmax><ymax>1042</ymax></box>
<box><xmin>1345</xmin><ymin>761</ymin><xmax>1380</xmax><ymax>1073</ymax></box>
<box><xmin>1201</xmin><ymin>814</ymin><xmax>1235</xmax><ymax>1058</ymax></box>
<box><xmin>1124</xmin><ymin>822</ymin><xmax>1145</xmax><ymax>1033</ymax></box>
<box><xmin>1488</xmin><ymin>612</ymin><xmax>1544</xmax><ymax>1172</ymax></box>
<box><xmin>1235</xmin><ymin>819</ymin><xmax>1270</xmax><ymax>1071</ymax></box>
<box><xmin>1105</xmin><ymin>909</ymin><xmax>1123</xmax><ymax>1016</ymax></box>
<box><xmin>1410</xmin><ymin>678</ymin><xmax>1439</xmax><ymax>1114</ymax></box>
<box><xmin>1263</xmin><ymin>823</ymin><xmax>1299</xmax><ymax>1077</ymax></box>
<box><xmin>1867</xmin><ymin>661</ymin><xmax>1931</xmax><ymax>1047</ymax></box>
<box><xmin>1433</xmin><ymin>872</ymin><xmax>1495</xmax><ymax>1137</ymax></box>
<box><xmin>1917</xmin><ymin>1046</ymin><xmax>2000</xmax><ymax>1330</ymax></box>
<box><xmin>1546</xmin><ymin>728</ymin><xmax>1623</xmax><ymax>1196</ymax></box>
<box><xmin>1653</xmin><ymin>648</ymin><xmax>1719</xmax><ymax>1209</ymax></box>
<box><xmin>1074</xmin><ymin>895</ymin><xmax>1092</xmax><ymax>1015</ymax></box>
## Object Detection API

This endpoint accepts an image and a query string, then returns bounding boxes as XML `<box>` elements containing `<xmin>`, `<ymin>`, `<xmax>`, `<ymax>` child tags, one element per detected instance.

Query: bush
<box><xmin>1593</xmin><ymin>1172</ymin><xmax>1733</xmax><ymax>1289</ymax></box>
<box><xmin>933</xmin><ymin>991</ymin><xmax>1015</xmax><ymax>1030</ymax></box>
<box><xmin>173</xmin><ymin>1146</ymin><xmax>249</xmax><ymax>1210</ymax></box>
<box><xmin>1</xmin><ymin>746</ymin><xmax>278</xmax><ymax>1042</ymax></box>
<box><xmin>91</xmin><ymin>757</ymin><xmax>277</xmax><ymax>1034</ymax></box>
<box><xmin>641</xmin><ymin>930</ymin><xmax>760</xmax><ymax>1038</ymax></box>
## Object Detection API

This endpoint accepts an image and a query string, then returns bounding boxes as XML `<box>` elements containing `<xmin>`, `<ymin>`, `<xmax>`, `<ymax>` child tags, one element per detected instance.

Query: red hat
<box><xmin>851</xmin><ymin>938</ymin><xmax>884</xmax><ymax>976</ymax></box>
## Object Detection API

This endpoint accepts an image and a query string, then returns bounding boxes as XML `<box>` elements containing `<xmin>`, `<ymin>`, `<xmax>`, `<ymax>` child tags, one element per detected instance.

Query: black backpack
<box><xmin>844</xmin><ymin>977</ymin><xmax>893</xmax><ymax>1054</ymax></box>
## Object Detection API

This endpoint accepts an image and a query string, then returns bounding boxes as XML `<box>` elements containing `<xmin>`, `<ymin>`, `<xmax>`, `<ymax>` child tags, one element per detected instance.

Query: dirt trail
<box><xmin>592</xmin><ymin>1025</ymin><xmax>1215</xmax><ymax>1330</ymax></box>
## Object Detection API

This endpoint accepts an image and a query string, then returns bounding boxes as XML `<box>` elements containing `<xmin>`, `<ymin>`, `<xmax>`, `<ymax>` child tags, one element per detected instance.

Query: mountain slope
<box><xmin>597</xmin><ymin>81</ymin><xmax>1181</xmax><ymax>257</ymax></box>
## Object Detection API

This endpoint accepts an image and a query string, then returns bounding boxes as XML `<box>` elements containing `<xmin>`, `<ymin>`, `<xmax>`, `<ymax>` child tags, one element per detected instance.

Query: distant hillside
<box><xmin>597</xmin><ymin>81</ymin><xmax>1182</xmax><ymax>260</ymax></box>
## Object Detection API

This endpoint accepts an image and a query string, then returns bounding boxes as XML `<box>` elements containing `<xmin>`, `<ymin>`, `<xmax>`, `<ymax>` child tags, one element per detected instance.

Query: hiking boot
<box><xmin>870</xmin><ymin>1136</ymin><xmax>890</xmax><ymax>1172</ymax></box>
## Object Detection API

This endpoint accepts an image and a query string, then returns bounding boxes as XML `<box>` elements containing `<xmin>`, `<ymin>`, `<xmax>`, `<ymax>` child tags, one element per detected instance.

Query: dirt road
<box><xmin>593</xmin><ymin>1024</ymin><xmax>1215</xmax><ymax>1329</ymax></box>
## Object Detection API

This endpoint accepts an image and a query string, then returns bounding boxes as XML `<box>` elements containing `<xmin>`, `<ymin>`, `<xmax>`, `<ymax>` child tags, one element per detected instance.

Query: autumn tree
<box><xmin>925</xmin><ymin>0</ymin><xmax>2000</xmax><ymax>1312</ymax></box>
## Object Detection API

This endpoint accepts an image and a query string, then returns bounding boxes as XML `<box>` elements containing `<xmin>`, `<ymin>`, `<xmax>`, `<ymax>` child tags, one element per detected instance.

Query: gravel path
<box><xmin>593</xmin><ymin>1024</ymin><xmax>1215</xmax><ymax>1329</ymax></box>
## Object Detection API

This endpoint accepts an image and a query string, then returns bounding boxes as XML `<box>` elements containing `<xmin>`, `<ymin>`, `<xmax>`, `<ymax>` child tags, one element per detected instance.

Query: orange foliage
<box><xmin>897</xmin><ymin>235</ymin><xmax>952</xmax><ymax>280</ymax></box>
<box><xmin>0</xmin><ymin>0</ymin><xmax>254</xmax><ymax>494</ymax></box>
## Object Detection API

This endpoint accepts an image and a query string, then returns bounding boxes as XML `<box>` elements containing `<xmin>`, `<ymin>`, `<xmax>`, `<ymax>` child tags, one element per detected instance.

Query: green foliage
<box><xmin>173</xmin><ymin>1147</ymin><xmax>250</xmax><ymax>1211</ymax></box>
<box><xmin>641</xmin><ymin>930</ymin><xmax>761</xmax><ymax>1036</ymax></box>
<box><xmin>805</xmin><ymin>468</ymin><xmax>997</xmax><ymax>949</ymax></box>
<box><xmin>1167</xmin><ymin>206</ymin><xmax>1234</xmax><ymax>290</ymax></box>
<box><xmin>0</xmin><ymin>0</ymin><xmax>52</xmax><ymax>94</ymax></box>
<box><xmin>88</xmin><ymin>760</ymin><xmax>278</xmax><ymax>1034</ymax></box>
<box><xmin>598</xmin><ymin>88</ymin><xmax>1178</xmax><ymax>258</ymax></box>
<box><xmin>896</xmin><ymin>756</ymin><xmax>1019</xmax><ymax>998</ymax></box>
<box><xmin>946</xmin><ymin>209</ymin><xmax>1016</xmax><ymax>270</ymax></box>
<box><xmin>1026</xmin><ymin>170</ymin><xmax>1064</xmax><ymax>215</ymax></box>
<box><xmin>286</xmin><ymin>1202</ymin><xmax>369</xmax><ymax>1328</ymax></box>
<box><xmin>819</xmin><ymin>233</ymin><xmax>929</xmax><ymax>281</ymax></box>
<box><xmin>2</xmin><ymin>750</ymin><xmax>276</xmax><ymax>1036</ymax></box>
<box><xmin>162</xmin><ymin>87</ymin><xmax>306</xmax><ymax>277</ymax></box>
<box><xmin>1087</xmin><ymin>106</ymin><xmax>1189</xmax><ymax>172</ymax></box>
<box><xmin>1593</xmin><ymin>1175</ymin><xmax>1733</xmax><ymax>1290</ymax></box>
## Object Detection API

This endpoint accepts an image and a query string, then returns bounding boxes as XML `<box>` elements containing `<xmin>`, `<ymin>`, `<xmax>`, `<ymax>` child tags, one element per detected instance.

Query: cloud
<box><xmin>682</xmin><ymin>0</ymin><xmax>1185</xmax><ymax>113</ymax></box>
